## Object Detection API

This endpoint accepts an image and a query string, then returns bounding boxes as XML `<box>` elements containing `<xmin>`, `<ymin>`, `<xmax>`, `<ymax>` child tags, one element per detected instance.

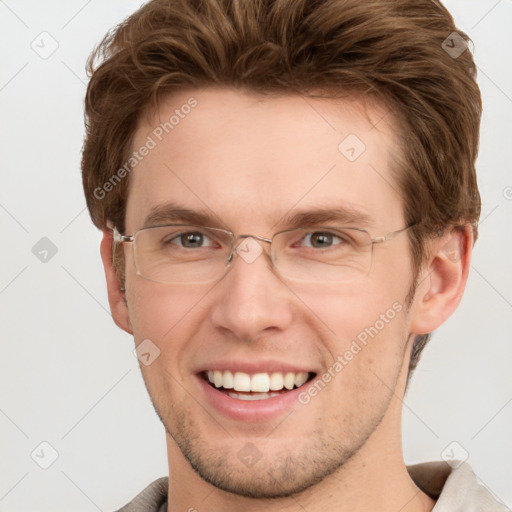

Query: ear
<box><xmin>100</xmin><ymin>228</ymin><xmax>133</xmax><ymax>335</ymax></box>
<box><xmin>409</xmin><ymin>225</ymin><xmax>473</xmax><ymax>335</ymax></box>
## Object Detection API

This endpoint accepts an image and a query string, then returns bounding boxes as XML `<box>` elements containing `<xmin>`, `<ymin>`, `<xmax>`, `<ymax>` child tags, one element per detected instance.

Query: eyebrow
<box><xmin>143</xmin><ymin>204</ymin><xmax>227</xmax><ymax>229</ymax></box>
<box><xmin>142</xmin><ymin>202</ymin><xmax>373</xmax><ymax>231</ymax></box>
<box><xmin>278</xmin><ymin>206</ymin><xmax>372</xmax><ymax>230</ymax></box>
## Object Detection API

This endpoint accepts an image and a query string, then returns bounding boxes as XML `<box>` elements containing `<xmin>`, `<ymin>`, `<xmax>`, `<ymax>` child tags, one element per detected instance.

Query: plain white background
<box><xmin>1</xmin><ymin>1</ymin><xmax>511</xmax><ymax>510</ymax></box>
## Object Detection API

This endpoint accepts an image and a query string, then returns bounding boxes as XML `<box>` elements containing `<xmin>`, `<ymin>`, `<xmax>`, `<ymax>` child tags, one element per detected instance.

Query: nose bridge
<box><xmin>235</xmin><ymin>233</ymin><xmax>272</xmax><ymax>248</ymax></box>
<box><xmin>227</xmin><ymin>233</ymin><xmax>272</xmax><ymax>264</ymax></box>
<box><xmin>212</xmin><ymin>232</ymin><xmax>293</xmax><ymax>340</ymax></box>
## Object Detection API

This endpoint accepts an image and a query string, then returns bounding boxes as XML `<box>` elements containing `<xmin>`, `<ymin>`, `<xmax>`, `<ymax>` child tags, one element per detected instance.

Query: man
<box><xmin>81</xmin><ymin>0</ymin><xmax>506</xmax><ymax>510</ymax></box>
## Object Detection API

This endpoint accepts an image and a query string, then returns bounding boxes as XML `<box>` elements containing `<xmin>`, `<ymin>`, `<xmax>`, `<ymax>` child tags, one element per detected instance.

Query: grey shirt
<box><xmin>115</xmin><ymin>461</ymin><xmax>508</xmax><ymax>511</ymax></box>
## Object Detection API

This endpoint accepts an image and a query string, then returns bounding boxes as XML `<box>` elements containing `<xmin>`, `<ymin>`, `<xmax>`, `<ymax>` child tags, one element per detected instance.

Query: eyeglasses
<box><xmin>112</xmin><ymin>223</ymin><xmax>415</xmax><ymax>285</ymax></box>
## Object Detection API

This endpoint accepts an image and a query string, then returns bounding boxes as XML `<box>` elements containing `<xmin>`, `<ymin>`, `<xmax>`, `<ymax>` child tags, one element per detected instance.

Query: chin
<box><xmin>160</xmin><ymin>406</ymin><xmax>375</xmax><ymax>499</ymax></box>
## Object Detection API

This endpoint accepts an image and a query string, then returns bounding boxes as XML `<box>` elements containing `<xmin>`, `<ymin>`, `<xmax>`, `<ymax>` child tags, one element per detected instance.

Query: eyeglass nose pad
<box><xmin>224</xmin><ymin>237</ymin><xmax>248</xmax><ymax>265</ymax></box>
<box><xmin>225</xmin><ymin>237</ymin><xmax>243</xmax><ymax>265</ymax></box>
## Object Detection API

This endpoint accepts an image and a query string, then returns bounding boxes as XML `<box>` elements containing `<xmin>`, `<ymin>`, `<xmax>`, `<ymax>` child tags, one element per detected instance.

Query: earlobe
<box><xmin>100</xmin><ymin>228</ymin><xmax>133</xmax><ymax>335</ymax></box>
<box><xmin>409</xmin><ymin>226</ymin><xmax>473</xmax><ymax>335</ymax></box>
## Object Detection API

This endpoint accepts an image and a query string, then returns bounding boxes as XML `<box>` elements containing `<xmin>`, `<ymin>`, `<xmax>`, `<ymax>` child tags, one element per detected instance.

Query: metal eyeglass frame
<box><xmin>111</xmin><ymin>222</ymin><xmax>417</xmax><ymax>282</ymax></box>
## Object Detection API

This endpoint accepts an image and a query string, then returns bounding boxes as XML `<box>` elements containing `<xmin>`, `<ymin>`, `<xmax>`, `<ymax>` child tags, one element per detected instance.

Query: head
<box><xmin>82</xmin><ymin>0</ymin><xmax>481</xmax><ymax>499</ymax></box>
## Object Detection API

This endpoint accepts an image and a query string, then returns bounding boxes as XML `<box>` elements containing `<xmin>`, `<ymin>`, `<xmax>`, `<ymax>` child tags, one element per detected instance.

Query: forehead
<box><xmin>125</xmin><ymin>87</ymin><xmax>404</xmax><ymax>233</ymax></box>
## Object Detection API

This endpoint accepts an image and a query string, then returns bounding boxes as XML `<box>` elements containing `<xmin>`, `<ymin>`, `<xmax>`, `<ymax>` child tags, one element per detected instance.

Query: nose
<box><xmin>210</xmin><ymin>236</ymin><xmax>294</xmax><ymax>342</ymax></box>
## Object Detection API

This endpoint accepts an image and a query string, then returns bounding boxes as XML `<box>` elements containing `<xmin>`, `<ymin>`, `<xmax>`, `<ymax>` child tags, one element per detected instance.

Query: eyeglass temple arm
<box><xmin>108</xmin><ymin>223</ymin><xmax>134</xmax><ymax>243</ymax></box>
<box><xmin>105</xmin><ymin>222</ymin><xmax>134</xmax><ymax>267</ymax></box>
<box><xmin>371</xmin><ymin>223</ymin><xmax>417</xmax><ymax>245</ymax></box>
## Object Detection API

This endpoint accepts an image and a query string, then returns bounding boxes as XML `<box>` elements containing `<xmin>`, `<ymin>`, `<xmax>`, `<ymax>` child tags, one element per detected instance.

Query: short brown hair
<box><xmin>81</xmin><ymin>0</ymin><xmax>482</xmax><ymax>374</ymax></box>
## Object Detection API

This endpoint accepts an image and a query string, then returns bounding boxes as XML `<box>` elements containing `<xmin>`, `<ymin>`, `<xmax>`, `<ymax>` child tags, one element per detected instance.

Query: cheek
<box><xmin>126</xmin><ymin>284</ymin><xmax>212</xmax><ymax>404</ymax></box>
<box><xmin>292</xmin><ymin>280</ymin><xmax>409</xmax><ymax>389</ymax></box>
<box><xmin>314</xmin><ymin>297</ymin><xmax>408</xmax><ymax>426</ymax></box>
<box><xmin>126</xmin><ymin>282</ymin><xmax>210</xmax><ymax>349</ymax></box>
<box><xmin>292</xmin><ymin>276</ymin><xmax>408</xmax><ymax>343</ymax></box>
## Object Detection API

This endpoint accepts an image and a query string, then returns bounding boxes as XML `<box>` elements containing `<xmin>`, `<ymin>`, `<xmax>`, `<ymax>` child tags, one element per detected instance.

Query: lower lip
<box><xmin>195</xmin><ymin>375</ymin><xmax>308</xmax><ymax>422</ymax></box>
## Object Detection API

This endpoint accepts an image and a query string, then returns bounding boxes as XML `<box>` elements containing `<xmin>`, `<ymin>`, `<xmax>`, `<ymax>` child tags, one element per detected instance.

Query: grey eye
<box><xmin>164</xmin><ymin>231</ymin><xmax>215</xmax><ymax>249</ymax></box>
<box><xmin>308</xmin><ymin>232</ymin><xmax>335</xmax><ymax>248</ymax></box>
<box><xmin>302</xmin><ymin>231</ymin><xmax>345</xmax><ymax>249</ymax></box>
<box><xmin>180</xmin><ymin>232</ymin><xmax>205</xmax><ymax>248</ymax></box>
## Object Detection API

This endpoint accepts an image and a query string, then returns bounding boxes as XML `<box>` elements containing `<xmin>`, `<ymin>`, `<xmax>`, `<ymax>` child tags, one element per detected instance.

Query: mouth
<box><xmin>202</xmin><ymin>370</ymin><xmax>316</xmax><ymax>401</ymax></box>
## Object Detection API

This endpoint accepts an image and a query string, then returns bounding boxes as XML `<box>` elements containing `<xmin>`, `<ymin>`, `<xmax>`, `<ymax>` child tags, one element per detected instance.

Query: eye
<box><xmin>299</xmin><ymin>231</ymin><xmax>347</xmax><ymax>249</ymax></box>
<box><xmin>165</xmin><ymin>231</ymin><xmax>216</xmax><ymax>249</ymax></box>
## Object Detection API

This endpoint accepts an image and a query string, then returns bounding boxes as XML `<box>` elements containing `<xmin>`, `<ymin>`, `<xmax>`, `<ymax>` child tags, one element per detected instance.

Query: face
<box><xmin>119</xmin><ymin>88</ymin><xmax>419</xmax><ymax>497</ymax></box>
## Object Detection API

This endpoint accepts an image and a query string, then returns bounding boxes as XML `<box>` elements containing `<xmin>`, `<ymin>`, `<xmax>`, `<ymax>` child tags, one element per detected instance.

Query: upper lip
<box><xmin>194</xmin><ymin>359</ymin><xmax>318</xmax><ymax>376</ymax></box>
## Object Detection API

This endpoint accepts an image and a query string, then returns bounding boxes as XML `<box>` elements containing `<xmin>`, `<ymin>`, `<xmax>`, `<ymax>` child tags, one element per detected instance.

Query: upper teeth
<box><xmin>207</xmin><ymin>370</ymin><xmax>309</xmax><ymax>392</ymax></box>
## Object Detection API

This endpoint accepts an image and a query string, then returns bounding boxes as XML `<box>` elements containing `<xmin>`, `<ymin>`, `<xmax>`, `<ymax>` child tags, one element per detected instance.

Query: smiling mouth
<box><xmin>203</xmin><ymin>370</ymin><xmax>316</xmax><ymax>401</ymax></box>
